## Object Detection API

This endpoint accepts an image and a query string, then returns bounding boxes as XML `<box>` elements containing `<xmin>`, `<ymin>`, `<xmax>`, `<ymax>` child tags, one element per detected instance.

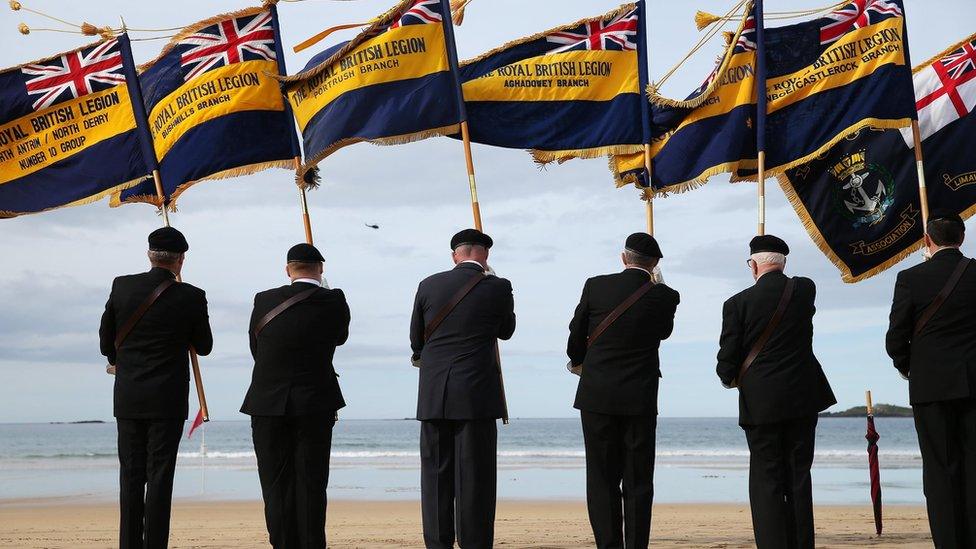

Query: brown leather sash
<box><xmin>737</xmin><ymin>277</ymin><xmax>796</xmax><ymax>384</ymax></box>
<box><xmin>114</xmin><ymin>278</ymin><xmax>177</xmax><ymax>350</ymax></box>
<box><xmin>424</xmin><ymin>275</ymin><xmax>485</xmax><ymax>342</ymax></box>
<box><xmin>914</xmin><ymin>257</ymin><xmax>972</xmax><ymax>338</ymax></box>
<box><xmin>587</xmin><ymin>280</ymin><xmax>655</xmax><ymax>347</ymax></box>
<box><xmin>253</xmin><ymin>287</ymin><xmax>319</xmax><ymax>336</ymax></box>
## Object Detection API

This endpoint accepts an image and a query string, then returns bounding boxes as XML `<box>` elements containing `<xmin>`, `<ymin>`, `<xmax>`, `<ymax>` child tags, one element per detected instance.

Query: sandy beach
<box><xmin>0</xmin><ymin>499</ymin><xmax>931</xmax><ymax>548</ymax></box>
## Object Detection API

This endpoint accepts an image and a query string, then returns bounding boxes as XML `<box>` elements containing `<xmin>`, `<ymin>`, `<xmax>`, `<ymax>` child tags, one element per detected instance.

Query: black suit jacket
<box><xmin>886</xmin><ymin>248</ymin><xmax>976</xmax><ymax>404</ymax></box>
<box><xmin>716</xmin><ymin>271</ymin><xmax>835</xmax><ymax>426</ymax></box>
<box><xmin>567</xmin><ymin>268</ymin><xmax>680</xmax><ymax>416</ymax></box>
<box><xmin>241</xmin><ymin>282</ymin><xmax>350</xmax><ymax>416</ymax></box>
<box><xmin>410</xmin><ymin>262</ymin><xmax>516</xmax><ymax>420</ymax></box>
<box><xmin>99</xmin><ymin>267</ymin><xmax>212</xmax><ymax>420</ymax></box>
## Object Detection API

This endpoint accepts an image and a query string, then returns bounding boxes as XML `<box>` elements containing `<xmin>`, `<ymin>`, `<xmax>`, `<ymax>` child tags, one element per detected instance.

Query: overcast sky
<box><xmin>1</xmin><ymin>0</ymin><xmax>972</xmax><ymax>423</ymax></box>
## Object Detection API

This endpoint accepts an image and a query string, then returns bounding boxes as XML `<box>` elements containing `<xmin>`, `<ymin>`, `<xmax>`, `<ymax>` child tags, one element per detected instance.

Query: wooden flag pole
<box><xmin>294</xmin><ymin>157</ymin><xmax>314</xmax><ymax>245</ymax></box>
<box><xmin>459</xmin><ymin>121</ymin><xmax>484</xmax><ymax>231</ymax></box>
<box><xmin>643</xmin><ymin>145</ymin><xmax>654</xmax><ymax>235</ymax></box>
<box><xmin>150</xmin><ymin>169</ymin><xmax>210</xmax><ymax>421</ymax></box>
<box><xmin>458</xmin><ymin>120</ymin><xmax>509</xmax><ymax>424</ymax></box>
<box><xmin>910</xmin><ymin>121</ymin><xmax>931</xmax><ymax>228</ymax></box>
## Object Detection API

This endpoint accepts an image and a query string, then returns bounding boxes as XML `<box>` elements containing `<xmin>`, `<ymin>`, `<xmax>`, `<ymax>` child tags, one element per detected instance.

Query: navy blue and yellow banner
<box><xmin>113</xmin><ymin>5</ymin><xmax>296</xmax><ymax>208</ymax></box>
<box><xmin>779</xmin><ymin>31</ymin><xmax>976</xmax><ymax>282</ymax></box>
<box><xmin>0</xmin><ymin>35</ymin><xmax>154</xmax><ymax>218</ymax></box>
<box><xmin>755</xmin><ymin>0</ymin><xmax>915</xmax><ymax>176</ymax></box>
<box><xmin>459</xmin><ymin>3</ymin><xmax>647</xmax><ymax>164</ymax></box>
<box><xmin>280</xmin><ymin>0</ymin><xmax>463</xmax><ymax>181</ymax></box>
<box><xmin>610</xmin><ymin>3</ymin><xmax>758</xmax><ymax>195</ymax></box>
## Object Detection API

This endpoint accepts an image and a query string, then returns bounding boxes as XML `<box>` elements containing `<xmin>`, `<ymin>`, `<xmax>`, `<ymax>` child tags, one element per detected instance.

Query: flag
<box><xmin>187</xmin><ymin>408</ymin><xmax>205</xmax><ymax>438</ymax></box>
<box><xmin>778</xmin><ymin>32</ymin><xmax>976</xmax><ymax>282</ymax></box>
<box><xmin>0</xmin><ymin>35</ymin><xmax>155</xmax><ymax>217</ymax></box>
<box><xmin>280</xmin><ymin>0</ymin><xmax>464</xmax><ymax>181</ymax></box>
<box><xmin>753</xmin><ymin>0</ymin><xmax>915</xmax><ymax>176</ymax></box>
<box><xmin>610</xmin><ymin>2</ymin><xmax>759</xmax><ymax>194</ymax></box>
<box><xmin>458</xmin><ymin>2</ymin><xmax>648</xmax><ymax>164</ymax></box>
<box><xmin>112</xmin><ymin>5</ymin><xmax>296</xmax><ymax>208</ymax></box>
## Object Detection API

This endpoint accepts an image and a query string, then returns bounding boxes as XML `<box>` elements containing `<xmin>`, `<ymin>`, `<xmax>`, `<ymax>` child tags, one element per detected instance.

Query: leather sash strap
<box><xmin>914</xmin><ymin>257</ymin><xmax>972</xmax><ymax>338</ymax></box>
<box><xmin>114</xmin><ymin>278</ymin><xmax>177</xmax><ymax>350</ymax></box>
<box><xmin>737</xmin><ymin>277</ymin><xmax>796</xmax><ymax>384</ymax></box>
<box><xmin>587</xmin><ymin>280</ymin><xmax>655</xmax><ymax>347</ymax></box>
<box><xmin>424</xmin><ymin>275</ymin><xmax>485</xmax><ymax>342</ymax></box>
<box><xmin>253</xmin><ymin>287</ymin><xmax>319</xmax><ymax>337</ymax></box>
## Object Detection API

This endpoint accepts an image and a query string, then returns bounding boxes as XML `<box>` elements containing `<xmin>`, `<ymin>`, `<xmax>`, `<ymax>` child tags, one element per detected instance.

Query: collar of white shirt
<box><xmin>292</xmin><ymin>278</ymin><xmax>322</xmax><ymax>287</ymax></box>
<box><xmin>625</xmin><ymin>265</ymin><xmax>653</xmax><ymax>278</ymax></box>
<box><xmin>460</xmin><ymin>260</ymin><xmax>485</xmax><ymax>269</ymax></box>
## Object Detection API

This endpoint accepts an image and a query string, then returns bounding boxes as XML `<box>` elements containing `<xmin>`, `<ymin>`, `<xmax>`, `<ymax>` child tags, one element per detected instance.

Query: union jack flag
<box><xmin>21</xmin><ymin>38</ymin><xmax>125</xmax><ymax>111</ymax></box>
<box><xmin>389</xmin><ymin>0</ymin><xmax>443</xmax><ymax>30</ymax></box>
<box><xmin>820</xmin><ymin>0</ymin><xmax>903</xmax><ymax>46</ymax></box>
<box><xmin>179</xmin><ymin>11</ymin><xmax>276</xmax><ymax>82</ymax></box>
<box><xmin>546</xmin><ymin>8</ymin><xmax>639</xmax><ymax>54</ymax></box>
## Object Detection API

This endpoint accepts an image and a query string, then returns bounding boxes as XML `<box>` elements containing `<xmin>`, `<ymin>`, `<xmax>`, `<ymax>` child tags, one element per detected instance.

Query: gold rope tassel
<box><xmin>695</xmin><ymin>10</ymin><xmax>723</xmax><ymax>31</ymax></box>
<box><xmin>450</xmin><ymin>0</ymin><xmax>473</xmax><ymax>25</ymax></box>
<box><xmin>17</xmin><ymin>22</ymin><xmax>28</xmax><ymax>34</ymax></box>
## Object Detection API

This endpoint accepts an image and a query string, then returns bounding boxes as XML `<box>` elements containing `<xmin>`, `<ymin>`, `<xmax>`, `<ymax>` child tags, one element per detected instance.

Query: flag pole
<box><xmin>754</xmin><ymin>0</ymin><xmax>767</xmax><ymax>236</ymax></box>
<box><xmin>910</xmin><ymin>121</ymin><xmax>930</xmax><ymax>228</ymax></box>
<box><xmin>294</xmin><ymin>157</ymin><xmax>314</xmax><ymax>245</ymax></box>
<box><xmin>459</xmin><ymin>121</ymin><xmax>484</xmax><ymax>231</ymax></box>
<box><xmin>150</xmin><ymin>170</ymin><xmax>210</xmax><ymax>421</ymax></box>
<box><xmin>643</xmin><ymin>145</ymin><xmax>654</xmax><ymax>235</ymax></box>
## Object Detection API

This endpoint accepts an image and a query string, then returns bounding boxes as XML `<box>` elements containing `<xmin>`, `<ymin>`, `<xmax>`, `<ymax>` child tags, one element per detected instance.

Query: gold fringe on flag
<box><xmin>775</xmin><ymin>172</ymin><xmax>925</xmax><ymax>283</ymax></box>
<box><xmin>450</xmin><ymin>0</ymin><xmax>473</xmax><ymax>25</ymax></box>
<box><xmin>460</xmin><ymin>3</ymin><xmax>637</xmax><ymax>68</ymax></box>
<box><xmin>531</xmin><ymin>144</ymin><xmax>644</xmax><ymax>167</ymax></box>
<box><xmin>275</xmin><ymin>0</ymin><xmax>416</xmax><ymax>84</ymax></box>
<box><xmin>293</xmin><ymin>124</ymin><xmax>462</xmax><ymax>187</ymax></box>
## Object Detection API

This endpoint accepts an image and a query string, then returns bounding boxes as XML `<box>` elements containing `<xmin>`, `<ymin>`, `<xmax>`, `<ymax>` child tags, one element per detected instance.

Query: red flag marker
<box><xmin>187</xmin><ymin>408</ymin><xmax>204</xmax><ymax>439</ymax></box>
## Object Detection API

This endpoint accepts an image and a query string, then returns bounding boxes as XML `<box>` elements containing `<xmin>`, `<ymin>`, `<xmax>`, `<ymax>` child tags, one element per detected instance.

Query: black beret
<box><xmin>625</xmin><ymin>232</ymin><xmax>662</xmax><ymax>258</ymax></box>
<box><xmin>451</xmin><ymin>229</ymin><xmax>493</xmax><ymax>250</ymax></box>
<box><xmin>287</xmin><ymin>243</ymin><xmax>325</xmax><ymax>263</ymax></box>
<box><xmin>750</xmin><ymin>234</ymin><xmax>790</xmax><ymax>256</ymax></box>
<box><xmin>928</xmin><ymin>209</ymin><xmax>964</xmax><ymax>227</ymax></box>
<box><xmin>148</xmin><ymin>227</ymin><xmax>188</xmax><ymax>253</ymax></box>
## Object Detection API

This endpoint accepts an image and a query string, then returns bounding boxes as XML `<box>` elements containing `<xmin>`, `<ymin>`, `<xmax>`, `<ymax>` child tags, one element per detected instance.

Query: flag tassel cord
<box><xmin>910</xmin><ymin>121</ymin><xmax>930</xmax><ymax>229</ymax></box>
<box><xmin>151</xmin><ymin>169</ymin><xmax>211</xmax><ymax>422</ymax></box>
<box><xmin>459</xmin><ymin>120</ymin><xmax>509</xmax><ymax>426</ymax></box>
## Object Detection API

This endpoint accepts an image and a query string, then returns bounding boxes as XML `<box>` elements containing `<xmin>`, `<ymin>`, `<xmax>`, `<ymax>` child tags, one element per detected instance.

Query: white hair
<box><xmin>148</xmin><ymin>250</ymin><xmax>182</xmax><ymax>265</ymax></box>
<box><xmin>750</xmin><ymin>252</ymin><xmax>786</xmax><ymax>266</ymax></box>
<box><xmin>623</xmin><ymin>249</ymin><xmax>658</xmax><ymax>269</ymax></box>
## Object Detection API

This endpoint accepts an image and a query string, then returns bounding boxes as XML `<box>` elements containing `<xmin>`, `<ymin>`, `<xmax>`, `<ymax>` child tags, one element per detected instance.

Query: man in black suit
<box><xmin>241</xmin><ymin>243</ymin><xmax>350</xmax><ymax>549</ymax></box>
<box><xmin>99</xmin><ymin>227</ymin><xmax>213</xmax><ymax>549</ymax></box>
<box><xmin>410</xmin><ymin>229</ymin><xmax>516</xmax><ymax>549</ymax></box>
<box><xmin>886</xmin><ymin>211</ymin><xmax>976</xmax><ymax>548</ymax></box>
<box><xmin>567</xmin><ymin>232</ymin><xmax>679</xmax><ymax>549</ymax></box>
<box><xmin>715</xmin><ymin>235</ymin><xmax>835</xmax><ymax>549</ymax></box>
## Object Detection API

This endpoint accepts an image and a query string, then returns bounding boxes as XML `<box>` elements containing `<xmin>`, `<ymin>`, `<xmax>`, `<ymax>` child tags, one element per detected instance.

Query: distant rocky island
<box><xmin>820</xmin><ymin>404</ymin><xmax>913</xmax><ymax>418</ymax></box>
<box><xmin>49</xmin><ymin>420</ymin><xmax>107</xmax><ymax>424</ymax></box>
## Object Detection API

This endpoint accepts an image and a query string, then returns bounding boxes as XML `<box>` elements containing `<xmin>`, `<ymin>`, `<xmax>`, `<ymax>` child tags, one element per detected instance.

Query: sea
<box><xmin>0</xmin><ymin>418</ymin><xmax>925</xmax><ymax>504</ymax></box>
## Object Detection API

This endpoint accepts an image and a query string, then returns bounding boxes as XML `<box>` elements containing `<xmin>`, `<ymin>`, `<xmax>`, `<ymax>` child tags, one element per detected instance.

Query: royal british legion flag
<box><xmin>280</xmin><ymin>0</ymin><xmax>464</xmax><ymax>181</ymax></box>
<box><xmin>113</xmin><ymin>6</ymin><xmax>295</xmax><ymax>209</ymax></box>
<box><xmin>458</xmin><ymin>2</ymin><xmax>649</xmax><ymax>165</ymax></box>
<box><xmin>0</xmin><ymin>35</ymin><xmax>155</xmax><ymax>217</ymax></box>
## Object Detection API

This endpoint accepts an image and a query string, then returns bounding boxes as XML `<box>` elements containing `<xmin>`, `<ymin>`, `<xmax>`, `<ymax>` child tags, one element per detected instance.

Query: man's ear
<box><xmin>451</xmin><ymin>251</ymin><xmax>460</xmax><ymax>265</ymax></box>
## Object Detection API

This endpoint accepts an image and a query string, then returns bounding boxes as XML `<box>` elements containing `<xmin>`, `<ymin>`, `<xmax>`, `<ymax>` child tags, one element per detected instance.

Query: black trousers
<box><xmin>251</xmin><ymin>412</ymin><xmax>335</xmax><ymax>549</ymax></box>
<box><xmin>420</xmin><ymin>419</ymin><xmax>497</xmax><ymax>549</ymax></box>
<box><xmin>580</xmin><ymin>411</ymin><xmax>657</xmax><ymax>549</ymax></box>
<box><xmin>913</xmin><ymin>397</ymin><xmax>976</xmax><ymax>549</ymax></box>
<box><xmin>742</xmin><ymin>415</ymin><xmax>818</xmax><ymax>549</ymax></box>
<box><xmin>117</xmin><ymin>418</ymin><xmax>184</xmax><ymax>549</ymax></box>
